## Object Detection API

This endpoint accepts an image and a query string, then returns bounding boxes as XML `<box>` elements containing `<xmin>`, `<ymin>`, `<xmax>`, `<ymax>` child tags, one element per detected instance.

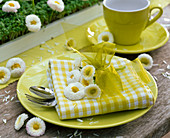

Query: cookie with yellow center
<box><xmin>6</xmin><ymin>57</ymin><xmax>26</xmax><ymax>78</ymax></box>
<box><xmin>98</xmin><ymin>32</ymin><xmax>114</xmax><ymax>44</ymax></box>
<box><xmin>138</xmin><ymin>53</ymin><xmax>153</xmax><ymax>70</ymax></box>
<box><xmin>81</xmin><ymin>65</ymin><xmax>95</xmax><ymax>80</ymax></box>
<box><xmin>26</xmin><ymin>117</ymin><xmax>46</xmax><ymax>137</ymax></box>
<box><xmin>64</xmin><ymin>82</ymin><xmax>85</xmax><ymax>100</ymax></box>
<box><xmin>0</xmin><ymin>67</ymin><xmax>11</xmax><ymax>84</ymax></box>
<box><xmin>14</xmin><ymin>113</ymin><xmax>28</xmax><ymax>130</ymax></box>
<box><xmin>67</xmin><ymin>70</ymin><xmax>81</xmax><ymax>85</ymax></box>
<box><xmin>84</xmin><ymin>84</ymin><xmax>101</xmax><ymax>98</ymax></box>
<box><xmin>65</xmin><ymin>38</ymin><xmax>76</xmax><ymax>50</ymax></box>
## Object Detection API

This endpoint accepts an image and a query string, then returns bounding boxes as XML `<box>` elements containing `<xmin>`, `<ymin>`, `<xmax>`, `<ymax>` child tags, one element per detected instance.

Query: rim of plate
<box><xmin>17</xmin><ymin>55</ymin><xmax>158</xmax><ymax>129</ymax></box>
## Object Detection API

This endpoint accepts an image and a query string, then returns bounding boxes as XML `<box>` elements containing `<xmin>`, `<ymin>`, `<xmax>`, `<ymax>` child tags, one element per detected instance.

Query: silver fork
<box><xmin>29</xmin><ymin>86</ymin><xmax>55</xmax><ymax>99</ymax></box>
<box><xmin>25</xmin><ymin>94</ymin><xmax>57</xmax><ymax>107</ymax></box>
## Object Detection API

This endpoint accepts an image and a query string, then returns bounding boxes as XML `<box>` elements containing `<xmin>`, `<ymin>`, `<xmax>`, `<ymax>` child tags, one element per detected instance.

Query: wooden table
<box><xmin>0</xmin><ymin>6</ymin><xmax>170</xmax><ymax>138</ymax></box>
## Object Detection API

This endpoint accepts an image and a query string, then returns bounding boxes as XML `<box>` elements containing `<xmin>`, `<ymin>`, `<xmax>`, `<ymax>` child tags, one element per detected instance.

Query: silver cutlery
<box><xmin>29</xmin><ymin>86</ymin><xmax>55</xmax><ymax>99</ymax></box>
<box><xmin>25</xmin><ymin>94</ymin><xmax>57</xmax><ymax>107</ymax></box>
<box><xmin>25</xmin><ymin>86</ymin><xmax>56</xmax><ymax>107</ymax></box>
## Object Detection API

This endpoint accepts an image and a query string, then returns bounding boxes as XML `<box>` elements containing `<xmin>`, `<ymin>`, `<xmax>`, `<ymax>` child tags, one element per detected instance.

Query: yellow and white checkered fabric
<box><xmin>47</xmin><ymin>56</ymin><xmax>154</xmax><ymax>120</ymax></box>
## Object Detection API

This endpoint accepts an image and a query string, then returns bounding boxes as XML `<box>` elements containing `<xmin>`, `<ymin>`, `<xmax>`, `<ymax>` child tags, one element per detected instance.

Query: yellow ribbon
<box><xmin>70</xmin><ymin>42</ymin><xmax>124</xmax><ymax>97</ymax></box>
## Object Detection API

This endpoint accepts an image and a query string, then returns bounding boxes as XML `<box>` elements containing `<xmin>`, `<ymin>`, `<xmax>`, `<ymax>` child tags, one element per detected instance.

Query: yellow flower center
<box><xmin>31</xmin><ymin>20</ymin><xmax>37</xmax><ymax>25</ymax></box>
<box><xmin>0</xmin><ymin>71</ymin><xmax>5</xmax><ymax>79</ymax></box>
<box><xmin>33</xmin><ymin>123</ymin><xmax>40</xmax><ymax>130</ymax></box>
<box><xmin>67</xmin><ymin>39</ymin><xmax>75</xmax><ymax>47</ymax></box>
<box><xmin>8</xmin><ymin>3</ymin><xmax>15</xmax><ymax>7</ymax></box>
<box><xmin>70</xmin><ymin>74</ymin><xmax>74</xmax><ymax>79</ymax></box>
<box><xmin>55</xmin><ymin>1</ymin><xmax>60</xmax><ymax>4</ymax></box>
<box><xmin>82</xmin><ymin>79</ymin><xmax>89</xmax><ymax>86</ymax></box>
<box><xmin>11</xmin><ymin>63</ymin><xmax>21</xmax><ymax>70</ymax></box>
<box><xmin>72</xmin><ymin>86</ymin><xmax>79</xmax><ymax>93</ymax></box>
<box><xmin>90</xmin><ymin>88</ymin><xmax>97</xmax><ymax>95</ymax></box>
<box><xmin>16</xmin><ymin>117</ymin><xmax>21</xmax><ymax>125</ymax></box>
<box><xmin>140</xmin><ymin>58</ymin><xmax>149</xmax><ymax>65</ymax></box>
<box><xmin>84</xmin><ymin>67</ymin><xmax>93</xmax><ymax>76</ymax></box>
<box><xmin>102</xmin><ymin>35</ymin><xmax>109</xmax><ymax>42</ymax></box>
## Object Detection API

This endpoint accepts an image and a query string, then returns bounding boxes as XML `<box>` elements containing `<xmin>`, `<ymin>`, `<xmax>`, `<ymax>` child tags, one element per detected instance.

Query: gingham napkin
<box><xmin>47</xmin><ymin>56</ymin><xmax>154</xmax><ymax>120</ymax></box>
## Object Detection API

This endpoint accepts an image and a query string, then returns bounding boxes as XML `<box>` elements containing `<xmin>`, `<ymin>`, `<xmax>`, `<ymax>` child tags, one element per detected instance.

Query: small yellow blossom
<box><xmin>98</xmin><ymin>32</ymin><xmax>114</xmax><ymax>43</ymax></box>
<box><xmin>26</xmin><ymin>117</ymin><xmax>46</xmax><ymax>137</ymax></box>
<box><xmin>84</xmin><ymin>84</ymin><xmax>101</xmax><ymax>98</ymax></box>
<box><xmin>138</xmin><ymin>53</ymin><xmax>153</xmax><ymax>70</ymax></box>
<box><xmin>0</xmin><ymin>67</ymin><xmax>11</xmax><ymax>84</ymax></box>
<box><xmin>64</xmin><ymin>82</ymin><xmax>85</xmax><ymax>100</ymax></box>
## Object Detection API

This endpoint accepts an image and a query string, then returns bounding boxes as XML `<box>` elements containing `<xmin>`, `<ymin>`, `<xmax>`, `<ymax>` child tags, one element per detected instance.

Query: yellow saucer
<box><xmin>17</xmin><ymin>53</ymin><xmax>158</xmax><ymax>129</ymax></box>
<box><xmin>86</xmin><ymin>17</ymin><xmax>169</xmax><ymax>54</ymax></box>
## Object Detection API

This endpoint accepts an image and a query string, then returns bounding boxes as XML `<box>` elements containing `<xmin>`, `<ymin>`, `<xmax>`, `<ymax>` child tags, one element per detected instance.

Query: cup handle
<box><xmin>146</xmin><ymin>7</ymin><xmax>163</xmax><ymax>28</ymax></box>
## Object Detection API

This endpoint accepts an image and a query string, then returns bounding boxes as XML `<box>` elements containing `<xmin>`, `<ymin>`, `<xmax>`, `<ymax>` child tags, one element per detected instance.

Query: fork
<box><xmin>29</xmin><ymin>86</ymin><xmax>55</xmax><ymax>99</ymax></box>
<box><xmin>25</xmin><ymin>94</ymin><xmax>57</xmax><ymax>107</ymax></box>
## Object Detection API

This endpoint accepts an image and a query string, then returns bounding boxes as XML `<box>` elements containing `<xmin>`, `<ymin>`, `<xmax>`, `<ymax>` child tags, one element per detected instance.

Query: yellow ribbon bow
<box><xmin>71</xmin><ymin>42</ymin><xmax>124</xmax><ymax>97</ymax></box>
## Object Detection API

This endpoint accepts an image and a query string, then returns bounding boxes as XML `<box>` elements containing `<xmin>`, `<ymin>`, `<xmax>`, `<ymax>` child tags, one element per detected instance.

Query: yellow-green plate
<box><xmin>17</xmin><ymin>53</ymin><xmax>158</xmax><ymax>129</ymax></box>
<box><xmin>86</xmin><ymin>17</ymin><xmax>169</xmax><ymax>54</ymax></box>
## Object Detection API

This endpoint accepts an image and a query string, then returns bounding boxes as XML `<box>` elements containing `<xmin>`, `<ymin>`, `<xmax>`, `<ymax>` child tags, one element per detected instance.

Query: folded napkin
<box><xmin>47</xmin><ymin>56</ymin><xmax>154</xmax><ymax>120</ymax></box>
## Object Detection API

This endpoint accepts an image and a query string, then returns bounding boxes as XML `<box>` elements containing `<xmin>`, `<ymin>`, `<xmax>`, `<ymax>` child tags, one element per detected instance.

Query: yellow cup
<box><xmin>103</xmin><ymin>0</ymin><xmax>163</xmax><ymax>45</ymax></box>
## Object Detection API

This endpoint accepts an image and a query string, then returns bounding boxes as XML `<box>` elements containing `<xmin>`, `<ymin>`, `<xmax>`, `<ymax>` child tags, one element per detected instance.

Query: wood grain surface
<box><xmin>0</xmin><ymin>5</ymin><xmax>170</xmax><ymax>138</ymax></box>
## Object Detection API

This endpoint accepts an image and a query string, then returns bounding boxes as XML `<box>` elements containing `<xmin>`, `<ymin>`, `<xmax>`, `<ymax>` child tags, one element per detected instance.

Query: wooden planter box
<box><xmin>0</xmin><ymin>4</ymin><xmax>103</xmax><ymax>62</ymax></box>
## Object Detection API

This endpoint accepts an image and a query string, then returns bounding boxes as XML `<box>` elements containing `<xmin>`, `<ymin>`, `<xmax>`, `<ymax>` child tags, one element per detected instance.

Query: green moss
<box><xmin>0</xmin><ymin>0</ymin><xmax>102</xmax><ymax>44</ymax></box>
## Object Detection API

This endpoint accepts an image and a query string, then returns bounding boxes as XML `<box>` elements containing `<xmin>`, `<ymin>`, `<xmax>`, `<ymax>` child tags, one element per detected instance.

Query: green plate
<box><xmin>86</xmin><ymin>17</ymin><xmax>169</xmax><ymax>54</ymax></box>
<box><xmin>17</xmin><ymin>53</ymin><xmax>158</xmax><ymax>129</ymax></box>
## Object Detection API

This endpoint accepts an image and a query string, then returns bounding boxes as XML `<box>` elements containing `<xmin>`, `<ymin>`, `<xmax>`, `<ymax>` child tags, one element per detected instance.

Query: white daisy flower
<box><xmin>74</xmin><ymin>57</ymin><xmax>82</xmax><ymax>70</ymax></box>
<box><xmin>2</xmin><ymin>1</ymin><xmax>20</xmax><ymax>13</ymax></box>
<box><xmin>81</xmin><ymin>65</ymin><xmax>95</xmax><ymax>80</ymax></box>
<box><xmin>65</xmin><ymin>38</ymin><xmax>76</xmax><ymax>50</ymax></box>
<box><xmin>0</xmin><ymin>67</ymin><xmax>11</xmax><ymax>84</ymax></box>
<box><xmin>0</xmin><ymin>0</ymin><xmax>3</xmax><ymax>3</ymax></box>
<box><xmin>84</xmin><ymin>84</ymin><xmax>101</xmax><ymax>98</ymax></box>
<box><xmin>64</xmin><ymin>82</ymin><xmax>85</xmax><ymax>100</ymax></box>
<box><xmin>138</xmin><ymin>53</ymin><xmax>153</xmax><ymax>70</ymax></box>
<box><xmin>25</xmin><ymin>14</ymin><xmax>41</xmax><ymax>32</ymax></box>
<box><xmin>97</xmin><ymin>32</ymin><xmax>114</xmax><ymax>43</ymax></box>
<box><xmin>26</xmin><ymin>117</ymin><xmax>46</xmax><ymax>137</ymax></box>
<box><xmin>6</xmin><ymin>57</ymin><xmax>26</xmax><ymax>78</ymax></box>
<box><xmin>14</xmin><ymin>113</ymin><xmax>28</xmax><ymax>131</ymax></box>
<box><xmin>67</xmin><ymin>70</ymin><xmax>81</xmax><ymax>85</ymax></box>
<box><xmin>47</xmin><ymin>0</ymin><xmax>64</xmax><ymax>12</ymax></box>
<box><xmin>80</xmin><ymin>77</ymin><xmax>94</xmax><ymax>86</ymax></box>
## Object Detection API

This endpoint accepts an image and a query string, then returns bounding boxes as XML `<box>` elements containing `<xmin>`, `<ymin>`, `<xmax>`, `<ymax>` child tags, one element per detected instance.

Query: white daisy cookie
<box><xmin>6</xmin><ymin>57</ymin><xmax>26</xmax><ymax>78</ymax></box>
<box><xmin>97</xmin><ymin>32</ymin><xmax>114</xmax><ymax>43</ymax></box>
<box><xmin>81</xmin><ymin>65</ymin><xmax>95</xmax><ymax>80</ymax></box>
<box><xmin>67</xmin><ymin>70</ymin><xmax>81</xmax><ymax>85</ymax></box>
<box><xmin>0</xmin><ymin>67</ymin><xmax>11</xmax><ymax>84</ymax></box>
<box><xmin>65</xmin><ymin>38</ymin><xmax>76</xmax><ymax>50</ymax></box>
<box><xmin>26</xmin><ymin>117</ymin><xmax>46</xmax><ymax>137</ymax></box>
<box><xmin>138</xmin><ymin>53</ymin><xmax>153</xmax><ymax>70</ymax></box>
<box><xmin>84</xmin><ymin>84</ymin><xmax>101</xmax><ymax>98</ymax></box>
<box><xmin>14</xmin><ymin>113</ymin><xmax>28</xmax><ymax>131</ymax></box>
<box><xmin>64</xmin><ymin>82</ymin><xmax>85</xmax><ymax>100</ymax></box>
